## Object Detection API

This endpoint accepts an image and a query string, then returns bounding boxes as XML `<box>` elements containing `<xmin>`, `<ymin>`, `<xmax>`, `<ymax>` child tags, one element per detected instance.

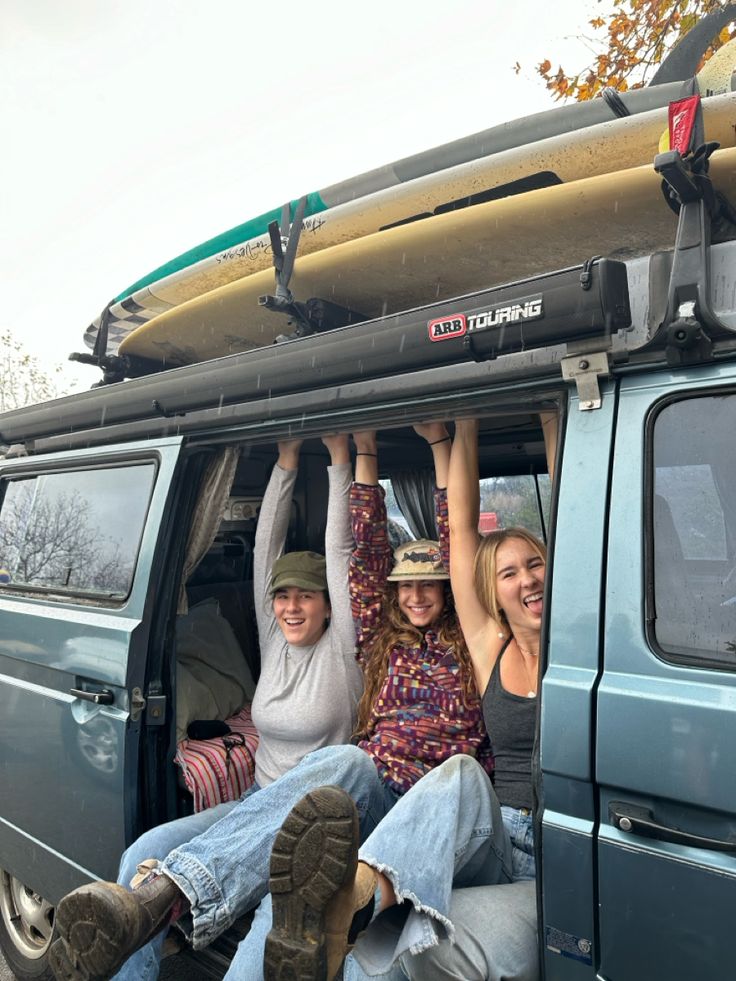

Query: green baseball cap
<box><xmin>270</xmin><ymin>551</ymin><xmax>327</xmax><ymax>592</ymax></box>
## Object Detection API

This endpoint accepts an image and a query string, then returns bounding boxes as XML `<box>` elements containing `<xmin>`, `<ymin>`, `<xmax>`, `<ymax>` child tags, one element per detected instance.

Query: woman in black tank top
<box><xmin>448</xmin><ymin>418</ymin><xmax>546</xmax><ymax>878</ymax></box>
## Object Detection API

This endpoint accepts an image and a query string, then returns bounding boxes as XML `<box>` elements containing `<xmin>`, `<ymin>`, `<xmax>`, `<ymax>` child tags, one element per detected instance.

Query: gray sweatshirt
<box><xmin>250</xmin><ymin>462</ymin><xmax>363</xmax><ymax>786</ymax></box>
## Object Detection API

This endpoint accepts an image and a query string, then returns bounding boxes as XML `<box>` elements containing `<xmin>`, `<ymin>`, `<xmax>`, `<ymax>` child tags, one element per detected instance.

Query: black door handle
<box><xmin>609</xmin><ymin>801</ymin><xmax>736</xmax><ymax>853</ymax></box>
<box><xmin>70</xmin><ymin>688</ymin><xmax>115</xmax><ymax>706</ymax></box>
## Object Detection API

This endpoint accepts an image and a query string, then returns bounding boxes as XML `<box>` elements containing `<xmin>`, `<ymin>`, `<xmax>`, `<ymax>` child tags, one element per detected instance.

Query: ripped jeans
<box><xmin>349</xmin><ymin>754</ymin><xmax>535</xmax><ymax>977</ymax></box>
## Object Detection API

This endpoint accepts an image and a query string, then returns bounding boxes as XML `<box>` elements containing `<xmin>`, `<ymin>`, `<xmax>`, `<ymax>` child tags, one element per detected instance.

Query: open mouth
<box><xmin>523</xmin><ymin>592</ymin><xmax>543</xmax><ymax>611</ymax></box>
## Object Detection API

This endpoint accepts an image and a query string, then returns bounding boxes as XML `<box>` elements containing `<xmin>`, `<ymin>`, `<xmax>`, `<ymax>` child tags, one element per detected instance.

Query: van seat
<box><xmin>175</xmin><ymin>704</ymin><xmax>259</xmax><ymax>812</ymax></box>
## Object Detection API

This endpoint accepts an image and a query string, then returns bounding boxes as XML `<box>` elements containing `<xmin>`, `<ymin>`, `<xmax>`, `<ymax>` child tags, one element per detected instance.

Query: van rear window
<box><xmin>0</xmin><ymin>464</ymin><xmax>155</xmax><ymax>600</ymax></box>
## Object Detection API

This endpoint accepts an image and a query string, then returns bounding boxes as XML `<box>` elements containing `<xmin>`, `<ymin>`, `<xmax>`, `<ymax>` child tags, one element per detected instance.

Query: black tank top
<box><xmin>481</xmin><ymin>642</ymin><xmax>536</xmax><ymax>810</ymax></box>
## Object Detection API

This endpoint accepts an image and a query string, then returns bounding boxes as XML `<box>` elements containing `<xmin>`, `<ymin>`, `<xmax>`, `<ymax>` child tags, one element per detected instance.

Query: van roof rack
<box><xmin>11</xmin><ymin>258</ymin><xmax>631</xmax><ymax>445</ymax></box>
<box><xmin>11</xmin><ymin>236</ymin><xmax>736</xmax><ymax>452</ymax></box>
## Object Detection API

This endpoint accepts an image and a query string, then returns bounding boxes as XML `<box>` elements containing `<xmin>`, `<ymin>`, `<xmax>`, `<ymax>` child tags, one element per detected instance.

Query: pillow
<box><xmin>175</xmin><ymin>598</ymin><xmax>257</xmax><ymax>742</ymax></box>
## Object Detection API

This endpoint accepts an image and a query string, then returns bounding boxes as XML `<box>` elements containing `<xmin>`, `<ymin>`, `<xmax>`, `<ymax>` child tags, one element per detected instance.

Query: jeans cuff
<box><xmin>161</xmin><ymin>853</ymin><xmax>232</xmax><ymax>949</ymax></box>
<box><xmin>357</xmin><ymin>855</ymin><xmax>454</xmax><ymax>964</ymax></box>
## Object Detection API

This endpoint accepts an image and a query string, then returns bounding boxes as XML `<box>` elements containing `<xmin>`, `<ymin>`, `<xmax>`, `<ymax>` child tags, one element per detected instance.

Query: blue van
<box><xmin>1</xmin><ymin>52</ymin><xmax>735</xmax><ymax>981</ymax></box>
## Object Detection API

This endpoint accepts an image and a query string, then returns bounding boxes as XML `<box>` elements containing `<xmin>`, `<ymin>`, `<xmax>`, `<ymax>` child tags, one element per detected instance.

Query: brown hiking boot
<box><xmin>48</xmin><ymin>873</ymin><xmax>181</xmax><ymax>981</ymax></box>
<box><xmin>264</xmin><ymin>785</ymin><xmax>377</xmax><ymax>981</ymax></box>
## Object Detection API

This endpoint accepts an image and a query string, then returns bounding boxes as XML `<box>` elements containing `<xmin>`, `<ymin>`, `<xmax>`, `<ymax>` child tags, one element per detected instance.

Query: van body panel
<box><xmin>0</xmin><ymin>438</ymin><xmax>184</xmax><ymax>902</ymax></box>
<box><xmin>597</xmin><ymin>839</ymin><xmax>736</xmax><ymax>978</ymax></box>
<box><xmin>595</xmin><ymin>369</ymin><xmax>736</xmax><ymax>980</ymax></box>
<box><xmin>540</xmin><ymin>817</ymin><xmax>596</xmax><ymax>981</ymax></box>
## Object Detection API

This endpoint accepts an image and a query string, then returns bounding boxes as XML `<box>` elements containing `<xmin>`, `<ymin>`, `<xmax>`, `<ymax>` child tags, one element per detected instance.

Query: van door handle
<box><xmin>70</xmin><ymin>687</ymin><xmax>115</xmax><ymax>706</ymax></box>
<box><xmin>609</xmin><ymin>802</ymin><xmax>736</xmax><ymax>853</ymax></box>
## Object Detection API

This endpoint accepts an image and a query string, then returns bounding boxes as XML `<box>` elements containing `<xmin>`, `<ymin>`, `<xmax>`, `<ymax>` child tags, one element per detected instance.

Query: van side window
<box><xmin>0</xmin><ymin>464</ymin><xmax>155</xmax><ymax>600</ymax></box>
<box><xmin>651</xmin><ymin>394</ymin><xmax>735</xmax><ymax>666</ymax></box>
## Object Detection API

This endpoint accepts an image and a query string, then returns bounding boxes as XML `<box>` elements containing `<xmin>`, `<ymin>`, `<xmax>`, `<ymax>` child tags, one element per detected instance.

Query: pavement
<box><xmin>0</xmin><ymin>948</ymin><xmax>212</xmax><ymax>980</ymax></box>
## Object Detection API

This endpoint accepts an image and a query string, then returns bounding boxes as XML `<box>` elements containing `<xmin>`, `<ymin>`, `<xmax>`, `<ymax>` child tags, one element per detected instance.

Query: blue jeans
<box><xmin>348</xmin><ymin>755</ymin><xmax>535</xmax><ymax>977</ymax></box>
<box><xmin>222</xmin><ymin>755</ymin><xmax>503</xmax><ymax>981</ymax></box>
<box><xmin>401</xmin><ymin>881</ymin><xmax>539</xmax><ymax>981</ymax></box>
<box><xmin>501</xmin><ymin>805</ymin><xmax>536</xmax><ymax>883</ymax></box>
<box><xmin>222</xmin><ymin>757</ymin><xmax>537</xmax><ymax>980</ymax></box>
<box><xmin>114</xmin><ymin>744</ymin><xmax>396</xmax><ymax>980</ymax></box>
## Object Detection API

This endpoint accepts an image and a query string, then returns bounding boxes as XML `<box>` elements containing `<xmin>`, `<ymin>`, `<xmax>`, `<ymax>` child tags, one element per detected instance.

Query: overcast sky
<box><xmin>2</xmin><ymin>0</ymin><xmax>594</xmax><ymax>392</ymax></box>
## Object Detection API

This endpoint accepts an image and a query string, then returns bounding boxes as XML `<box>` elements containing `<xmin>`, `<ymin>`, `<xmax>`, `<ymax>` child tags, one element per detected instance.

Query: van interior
<box><xmin>163</xmin><ymin>409</ymin><xmax>555</xmax><ymax>815</ymax></box>
<box><xmin>135</xmin><ymin>408</ymin><xmax>554</xmax><ymax>971</ymax></box>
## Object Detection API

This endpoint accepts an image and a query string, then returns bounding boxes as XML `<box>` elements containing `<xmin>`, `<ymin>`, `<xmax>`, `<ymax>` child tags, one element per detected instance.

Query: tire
<box><xmin>0</xmin><ymin>869</ymin><xmax>55</xmax><ymax>980</ymax></box>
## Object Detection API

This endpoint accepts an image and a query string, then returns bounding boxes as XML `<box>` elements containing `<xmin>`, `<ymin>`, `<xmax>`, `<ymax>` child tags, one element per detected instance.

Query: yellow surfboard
<box><xmin>119</xmin><ymin>148</ymin><xmax>736</xmax><ymax>367</ymax></box>
<box><xmin>89</xmin><ymin>85</ymin><xmax>736</xmax><ymax>354</ymax></box>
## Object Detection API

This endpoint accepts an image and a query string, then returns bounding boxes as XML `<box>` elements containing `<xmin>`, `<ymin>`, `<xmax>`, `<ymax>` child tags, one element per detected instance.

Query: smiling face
<box><xmin>494</xmin><ymin>537</ymin><xmax>546</xmax><ymax>633</ymax></box>
<box><xmin>272</xmin><ymin>586</ymin><xmax>331</xmax><ymax>647</ymax></box>
<box><xmin>396</xmin><ymin>579</ymin><xmax>446</xmax><ymax>629</ymax></box>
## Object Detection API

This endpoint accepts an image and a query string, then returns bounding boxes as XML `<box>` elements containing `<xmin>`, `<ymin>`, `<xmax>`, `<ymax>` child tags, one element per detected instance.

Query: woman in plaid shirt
<box><xmin>348</xmin><ymin>426</ymin><xmax>492</xmax><ymax>795</ymax></box>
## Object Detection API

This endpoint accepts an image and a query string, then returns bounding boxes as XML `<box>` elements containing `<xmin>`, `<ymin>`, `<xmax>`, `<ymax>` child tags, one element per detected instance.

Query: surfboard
<box><xmin>85</xmin><ymin>62</ymin><xmax>736</xmax><ymax>355</ymax></box>
<box><xmin>117</xmin><ymin>147</ymin><xmax>736</xmax><ymax>367</ymax></box>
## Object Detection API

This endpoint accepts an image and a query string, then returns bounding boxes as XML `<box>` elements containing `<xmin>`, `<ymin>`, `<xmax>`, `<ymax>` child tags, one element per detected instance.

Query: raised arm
<box><xmin>349</xmin><ymin>431</ymin><xmax>392</xmax><ymax>657</ymax></box>
<box><xmin>253</xmin><ymin>439</ymin><xmax>302</xmax><ymax>645</ymax></box>
<box><xmin>413</xmin><ymin>421</ymin><xmax>451</xmax><ymax>490</ymax></box>
<box><xmin>353</xmin><ymin>430</ymin><xmax>378</xmax><ymax>486</ymax></box>
<box><xmin>320</xmin><ymin>434</ymin><xmax>356</xmax><ymax>655</ymax></box>
<box><xmin>414</xmin><ymin>422</ymin><xmax>452</xmax><ymax>571</ymax></box>
<box><xmin>448</xmin><ymin>420</ymin><xmax>505</xmax><ymax>693</ymax></box>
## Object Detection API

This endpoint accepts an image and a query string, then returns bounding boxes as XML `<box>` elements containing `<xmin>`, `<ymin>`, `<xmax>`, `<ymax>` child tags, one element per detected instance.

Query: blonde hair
<box><xmin>354</xmin><ymin>582</ymin><xmax>477</xmax><ymax>738</ymax></box>
<box><xmin>472</xmin><ymin>527</ymin><xmax>547</xmax><ymax>625</ymax></box>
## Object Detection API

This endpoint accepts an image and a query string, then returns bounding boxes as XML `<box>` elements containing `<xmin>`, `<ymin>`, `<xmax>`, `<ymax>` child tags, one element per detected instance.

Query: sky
<box><xmin>1</xmin><ymin>0</ymin><xmax>596</xmax><ymax>393</ymax></box>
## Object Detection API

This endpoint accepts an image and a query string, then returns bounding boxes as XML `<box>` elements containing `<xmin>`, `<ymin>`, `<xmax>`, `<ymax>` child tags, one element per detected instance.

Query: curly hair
<box><xmin>354</xmin><ymin>581</ymin><xmax>479</xmax><ymax>738</ymax></box>
<box><xmin>472</xmin><ymin>526</ymin><xmax>547</xmax><ymax>625</ymax></box>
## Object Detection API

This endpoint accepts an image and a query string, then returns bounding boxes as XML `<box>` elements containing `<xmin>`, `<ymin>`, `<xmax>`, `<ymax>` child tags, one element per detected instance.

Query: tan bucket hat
<box><xmin>386</xmin><ymin>539</ymin><xmax>449</xmax><ymax>581</ymax></box>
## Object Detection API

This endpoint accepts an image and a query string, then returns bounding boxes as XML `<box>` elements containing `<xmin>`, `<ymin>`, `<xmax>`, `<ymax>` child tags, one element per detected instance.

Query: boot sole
<box><xmin>49</xmin><ymin>883</ymin><xmax>141</xmax><ymax>981</ymax></box>
<box><xmin>264</xmin><ymin>786</ymin><xmax>358</xmax><ymax>981</ymax></box>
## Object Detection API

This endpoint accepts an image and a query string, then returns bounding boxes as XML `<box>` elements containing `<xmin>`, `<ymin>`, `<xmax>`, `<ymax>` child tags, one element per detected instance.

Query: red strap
<box><xmin>668</xmin><ymin>95</ymin><xmax>701</xmax><ymax>155</ymax></box>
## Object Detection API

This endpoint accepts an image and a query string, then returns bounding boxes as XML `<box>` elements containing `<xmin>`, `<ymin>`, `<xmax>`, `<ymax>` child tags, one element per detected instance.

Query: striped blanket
<box><xmin>175</xmin><ymin>704</ymin><xmax>259</xmax><ymax>812</ymax></box>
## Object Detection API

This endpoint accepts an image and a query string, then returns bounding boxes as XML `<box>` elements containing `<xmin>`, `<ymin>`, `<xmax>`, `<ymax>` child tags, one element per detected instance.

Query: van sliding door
<box><xmin>0</xmin><ymin>437</ymin><xmax>183</xmax><ymax>906</ymax></box>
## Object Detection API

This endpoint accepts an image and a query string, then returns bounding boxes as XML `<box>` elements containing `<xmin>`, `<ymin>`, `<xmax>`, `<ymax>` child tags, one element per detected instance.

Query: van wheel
<box><xmin>0</xmin><ymin>869</ymin><xmax>55</xmax><ymax>980</ymax></box>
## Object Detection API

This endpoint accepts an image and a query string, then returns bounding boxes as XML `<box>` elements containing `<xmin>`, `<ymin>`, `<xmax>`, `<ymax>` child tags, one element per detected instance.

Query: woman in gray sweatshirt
<box><xmin>250</xmin><ymin>434</ymin><xmax>364</xmax><ymax>786</ymax></box>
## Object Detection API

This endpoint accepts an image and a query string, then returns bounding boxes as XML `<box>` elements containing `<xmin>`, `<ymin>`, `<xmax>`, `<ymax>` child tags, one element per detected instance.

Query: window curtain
<box><xmin>177</xmin><ymin>447</ymin><xmax>241</xmax><ymax>614</ymax></box>
<box><xmin>391</xmin><ymin>468</ymin><xmax>437</xmax><ymax>541</ymax></box>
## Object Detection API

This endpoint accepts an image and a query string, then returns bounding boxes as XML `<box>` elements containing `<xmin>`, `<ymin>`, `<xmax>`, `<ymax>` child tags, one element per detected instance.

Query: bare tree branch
<box><xmin>0</xmin><ymin>329</ymin><xmax>67</xmax><ymax>412</ymax></box>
